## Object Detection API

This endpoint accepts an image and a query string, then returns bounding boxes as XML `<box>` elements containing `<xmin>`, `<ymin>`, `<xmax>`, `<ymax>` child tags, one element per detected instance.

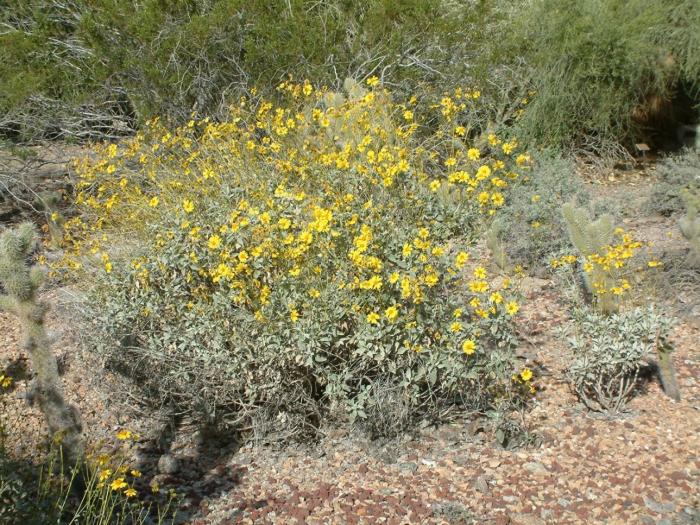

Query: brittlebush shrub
<box><xmin>63</xmin><ymin>79</ymin><xmax>531</xmax><ymax>435</ymax></box>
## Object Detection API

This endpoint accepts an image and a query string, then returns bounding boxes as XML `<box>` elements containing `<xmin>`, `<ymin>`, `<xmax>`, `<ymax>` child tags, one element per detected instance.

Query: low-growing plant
<box><xmin>61</xmin><ymin>79</ymin><xmax>531</xmax><ymax>437</ymax></box>
<box><xmin>645</xmin><ymin>149</ymin><xmax>700</xmax><ymax>217</ymax></box>
<box><xmin>1</xmin><ymin>373</ymin><xmax>177</xmax><ymax>524</ymax></box>
<box><xmin>566</xmin><ymin>305</ymin><xmax>673</xmax><ymax>414</ymax></box>
<box><xmin>489</xmin><ymin>153</ymin><xmax>588</xmax><ymax>271</ymax></box>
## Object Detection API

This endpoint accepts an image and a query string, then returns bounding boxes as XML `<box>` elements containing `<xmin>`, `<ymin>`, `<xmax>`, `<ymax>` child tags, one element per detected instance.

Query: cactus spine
<box><xmin>655</xmin><ymin>330</ymin><xmax>680</xmax><ymax>402</ymax></box>
<box><xmin>485</xmin><ymin>220</ymin><xmax>511</xmax><ymax>273</ymax></box>
<box><xmin>0</xmin><ymin>223</ymin><xmax>82</xmax><ymax>464</ymax></box>
<box><xmin>561</xmin><ymin>202</ymin><xmax>618</xmax><ymax>314</ymax></box>
<box><xmin>679</xmin><ymin>188</ymin><xmax>700</xmax><ymax>265</ymax></box>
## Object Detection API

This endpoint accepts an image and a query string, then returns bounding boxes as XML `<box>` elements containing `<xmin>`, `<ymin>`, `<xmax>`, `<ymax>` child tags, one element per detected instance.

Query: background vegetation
<box><xmin>4</xmin><ymin>0</ymin><xmax>697</xmax><ymax>154</ymax></box>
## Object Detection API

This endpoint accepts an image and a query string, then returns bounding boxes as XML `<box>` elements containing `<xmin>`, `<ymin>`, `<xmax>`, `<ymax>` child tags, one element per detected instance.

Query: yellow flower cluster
<box><xmin>63</xmin><ymin>79</ymin><xmax>527</xmax><ymax>372</ymax></box>
<box><xmin>551</xmin><ymin>229</ymin><xmax>646</xmax><ymax>312</ymax></box>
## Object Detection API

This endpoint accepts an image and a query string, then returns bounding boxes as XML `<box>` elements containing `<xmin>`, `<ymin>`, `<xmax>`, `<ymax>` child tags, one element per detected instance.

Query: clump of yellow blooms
<box><xmin>32</xmin><ymin>429</ymin><xmax>178</xmax><ymax>522</ymax></box>
<box><xmin>62</xmin><ymin>78</ymin><xmax>530</xmax><ymax>424</ymax></box>
<box><xmin>551</xmin><ymin>228</ymin><xmax>649</xmax><ymax>313</ymax></box>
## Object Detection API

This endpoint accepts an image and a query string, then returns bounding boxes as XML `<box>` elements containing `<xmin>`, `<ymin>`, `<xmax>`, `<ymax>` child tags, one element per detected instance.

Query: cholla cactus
<box><xmin>561</xmin><ymin>202</ymin><xmax>618</xmax><ymax>314</ymax></box>
<box><xmin>485</xmin><ymin>220</ymin><xmax>511</xmax><ymax>273</ymax></box>
<box><xmin>679</xmin><ymin>188</ymin><xmax>700</xmax><ymax>264</ymax></box>
<box><xmin>0</xmin><ymin>223</ymin><xmax>82</xmax><ymax>464</ymax></box>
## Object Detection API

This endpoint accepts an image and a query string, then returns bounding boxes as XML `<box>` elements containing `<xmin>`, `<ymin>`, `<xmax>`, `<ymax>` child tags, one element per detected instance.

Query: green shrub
<box><xmin>512</xmin><ymin>0</ymin><xmax>700</xmax><ymax>156</ymax></box>
<box><xmin>489</xmin><ymin>153</ymin><xmax>588</xmax><ymax>270</ymax></box>
<box><xmin>646</xmin><ymin>149</ymin><xmax>700</xmax><ymax>216</ymax></box>
<box><xmin>566</xmin><ymin>305</ymin><xmax>672</xmax><ymax>414</ymax></box>
<box><xmin>65</xmin><ymin>80</ymin><xmax>530</xmax><ymax>438</ymax></box>
<box><xmin>2</xmin><ymin>0</ymin><xmax>504</xmax><ymax>137</ymax></box>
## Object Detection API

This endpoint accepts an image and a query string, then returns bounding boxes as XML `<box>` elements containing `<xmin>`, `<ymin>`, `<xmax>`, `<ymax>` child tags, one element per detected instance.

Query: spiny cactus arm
<box><xmin>485</xmin><ymin>221</ymin><xmax>510</xmax><ymax>272</ymax></box>
<box><xmin>655</xmin><ymin>330</ymin><xmax>681</xmax><ymax>401</ymax></box>
<box><xmin>562</xmin><ymin>202</ymin><xmax>591</xmax><ymax>256</ymax></box>
<box><xmin>0</xmin><ymin>294</ymin><xmax>15</xmax><ymax>314</ymax></box>
<box><xmin>593</xmin><ymin>214</ymin><xmax>614</xmax><ymax>250</ymax></box>
<box><xmin>16</xmin><ymin>222</ymin><xmax>38</xmax><ymax>253</ymax></box>
<box><xmin>29</xmin><ymin>265</ymin><xmax>45</xmax><ymax>292</ymax></box>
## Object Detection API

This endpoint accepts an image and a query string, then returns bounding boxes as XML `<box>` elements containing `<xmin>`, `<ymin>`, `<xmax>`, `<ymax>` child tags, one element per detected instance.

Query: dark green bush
<box><xmin>3</xmin><ymin>0</ymin><xmax>500</xmax><ymax>136</ymax></box>
<box><xmin>512</xmin><ymin>0</ymin><xmax>700</xmax><ymax>156</ymax></box>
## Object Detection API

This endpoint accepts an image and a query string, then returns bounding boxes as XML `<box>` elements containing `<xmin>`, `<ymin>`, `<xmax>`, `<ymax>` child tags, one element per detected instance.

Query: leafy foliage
<box><xmin>62</xmin><ymin>79</ymin><xmax>531</xmax><ymax>437</ymax></box>
<box><xmin>566</xmin><ymin>306</ymin><xmax>672</xmax><ymax>414</ymax></box>
<box><xmin>646</xmin><ymin>149</ymin><xmax>700</xmax><ymax>216</ymax></box>
<box><xmin>491</xmin><ymin>153</ymin><xmax>588</xmax><ymax>270</ymax></box>
<box><xmin>512</xmin><ymin>0</ymin><xmax>700</xmax><ymax>156</ymax></box>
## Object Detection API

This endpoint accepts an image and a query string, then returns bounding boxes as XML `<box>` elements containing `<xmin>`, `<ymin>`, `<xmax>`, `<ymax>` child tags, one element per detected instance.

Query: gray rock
<box><xmin>523</xmin><ymin>461</ymin><xmax>548</xmax><ymax>475</ymax></box>
<box><xmin>158</xmin><ymin>454</ymin><xmax>180</xmax><ymax>475</ymax></box>
<box><xmin>397</xmin><ymin>461</ymin><xmax>418</xmax><ymax>473</ymax></box>
<box><xmin>474</xmin><ymin>475</ymin><xmax>490</xmax><ymax>494</ymax></box>
<box><xmin>643</xmin><ymin>496</ymin><xmax>675</xmax><ymax>514</ymax></box>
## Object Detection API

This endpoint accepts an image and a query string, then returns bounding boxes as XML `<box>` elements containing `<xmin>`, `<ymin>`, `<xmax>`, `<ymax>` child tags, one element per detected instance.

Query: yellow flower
<box><xmin>516</xmin><ymin>154</ymin><xmax>530</xmax><ymax>166</ymax></box>
<box><xmin>366</xmin><ymin>76</ymin><xmax>380</xmax><ymax>87</ymax></box>
<box><xmin>309</xmin><ymin>288</ymin><xmax>321</xmax><ymax>298</ymax></box>
<box><xmin>110</xmin><ymin>477</ymin><xmax>128</xmax><ymax>491</ymax></box>
<box><xmin>450</xmin><ymin>321</ymin><xmax>462</xmax><ymax>333</ymax></box>
<box><xmin>125</xmin><ymin>487</ymin><xmax>137</xmax><ymax>498</ymax></box>
<box><xmin>462</xmin><ymin>339</ymin><xmax>476</xmax><ymax>355</ymax></box>
<box><xmin>403</xmin><ymin>110</ymin><xmax>414</xmax><ymax>121</ymax></box>
<box><xmin>505</xmin><ymin>301</ymin><xmax>519</xmax><ymax>315</ymax></box>
<box><xmin>489</xmin><ymin>291</ymin><xmax>503</xmax><ymax>304</ymax></box>
<box><xmin>116</xmin><ymin>429</ymin><xmax>132</xmax><ymax>440</ymax></box>
<box><xmin>290</xmin><ymin>309</ymin><xmax>300</xmax><ymax>322</ymax></box>
<box><xmin>467</xmin><ymin>148</ymin><xmax>480</xmax><ymax>161</ymax></box>
<box><xmin>520</xmin><ymin>368</ymin><xmax>533</xmax><ymax>381</ymax></box>
<box><xmin>98</xmin><ymin>469</ymin><xmax>112</xmax><ymax>482</ymax></box>
<box><xmin>367</xmin><ymin>312</ymin><xmax>380</xmax><ymax>324</ymax></box>
<box><xmin>473</xmin><ymin>266</ymin><xmax>487</xmax><ymax>279</ymax></box>
<box><xmin>278</xmin><ymin>217</ymin><xmax>291</xmax><ymax>230</ymax></box>
<box><xmin>424</xmin><ymin>273</ymin><xmax>439</xmax><ymax>287</ymax></box>
<box><xmin>455</xmin><ymin>251</ymin><xmax>469</xmax><ymax>269</ymax></box>
<box><xmin>207</xmin><ymin>235</ymin><xmax>222</xmax><ymax>250</ymax></box>
<box><xmin>148</xmin><ymin>196</ymin><xmax>159</xmax><ymax>208</ymax></box>
<box><xmin>648</xmin><ymin>260</ymin><xmax>662</xmax><ymax>268</ymax></box>
<box><xmin>182</xmin><ymin>199</ymin><xmax>195</xmax><ymax>213</ymax></box>
<box><xmin>104</xmin><ymin>261</ymin><xmax>113</xmax><ymax>274</ymax></box>
<box><xmin>429</xmin><ymin>179</ymin><xmax>441</xmax><ymax>192</ymax></box>
<box><xmin>238</xmin><ymin>250</ymin><xmax>249</xmax><ymax>263</ymax></box>
<box><xmin>468</xmin><ymin>280</ymin><xmax>489</xmax><ymax>293</ymax></box>
<box><xmin>444</xmin><ymin>157</ymin><xmax>457</xmax><ymax>167</ymax></box>
<box><xmin>385</xmin><ymin>305</ymin><xmax>399</xmax><ymax>321</ymax></box>
<box><xmin>130</xmin><ymin>469</ymin><xmax>142</xmax><ymax>477</ymax></box>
